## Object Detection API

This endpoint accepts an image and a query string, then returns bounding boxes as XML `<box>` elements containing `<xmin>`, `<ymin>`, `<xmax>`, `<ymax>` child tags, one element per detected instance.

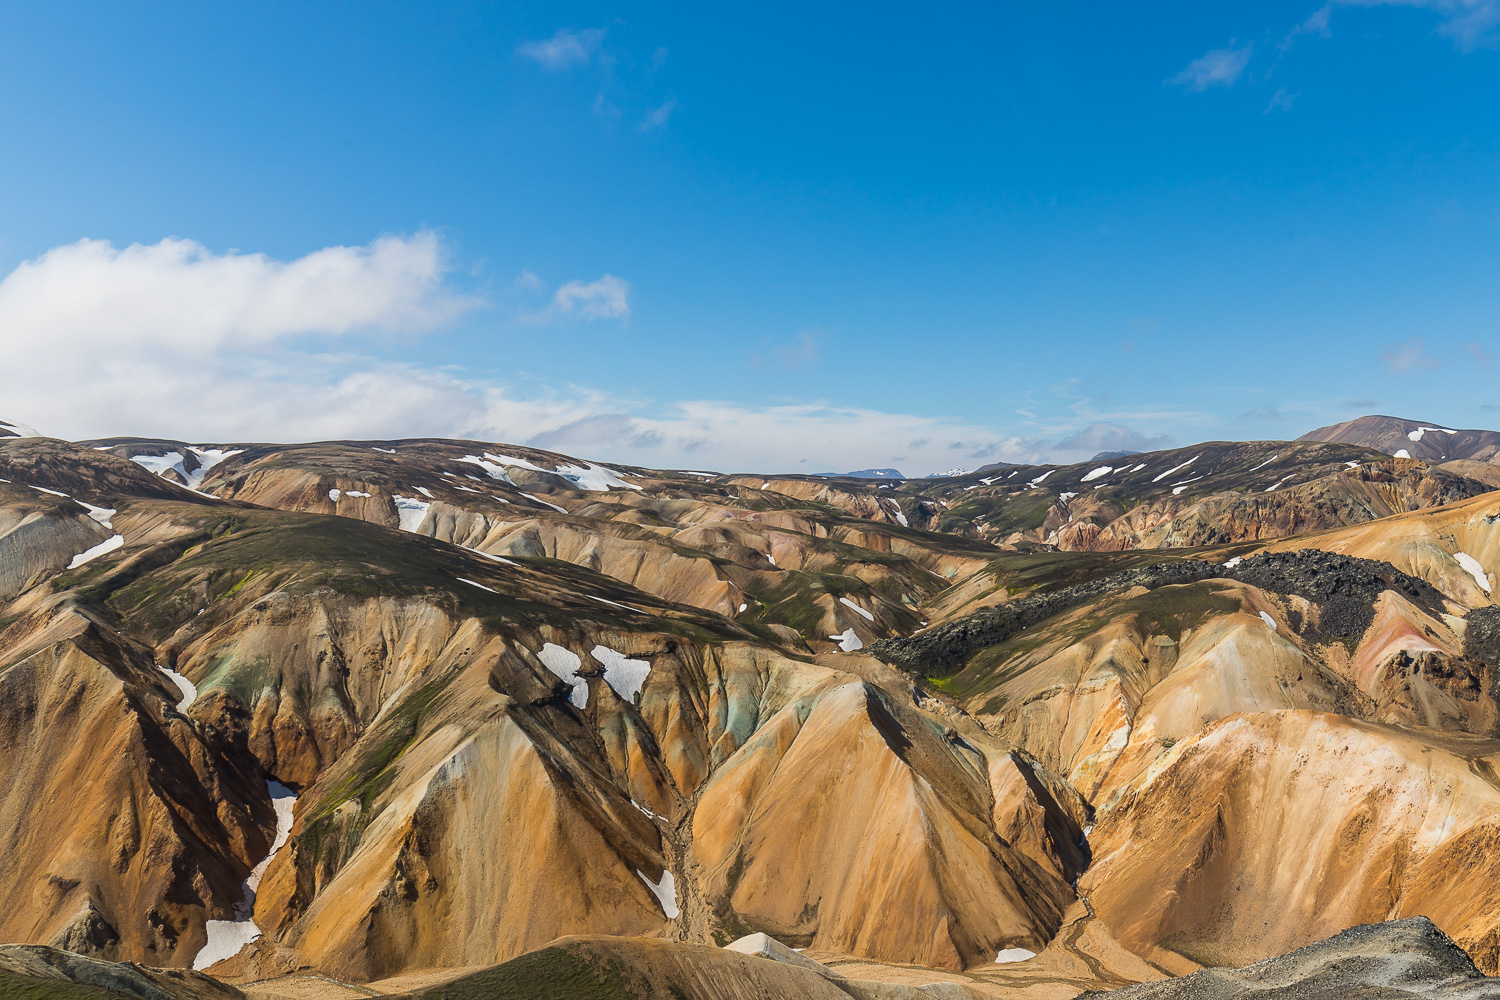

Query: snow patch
<box><xmin>1081</xmin><ymin>466</ymin><xmax>1113</xmax><ymax>482</ymax></box>
<box><xmin>592</xmin><ymin>645</ymin><xmax>652</xmax><ymax>703</ymax></box>
<box><xmin>1259</xmin><ymin>611</ymin><xmax>1278</xmax><ymax>631</ymax></box>
<box><xmin>185</xmin><ymin>448</ymin><xmax>243</xmax><ymax>487</ymax></box>
<box><xmin>537</xmin><ymin>644</ymin><xmax>588</xmax><ymax>709</ymax></box>
<box><xmin>995</xmin><ymin>948</ymin><xmax>1036</xmax><ymax>964</ymax></box>
<box><xmin>415</xmin><ymin>486</ymin><xmax>434</xmax><ymax>499</ymax></box>
<box><xmin>132</xmin><ymin>448</ymin><xmax>243</xmax><ymax>490</ymax></box>
<box><xmin>371</xmin><ymin>446</ymin><xmax>397</xmax><ymax>454</ymax></box>
<box><xmin>738</xmin><ymin>603</ymin><xmax>748</xmax><ymax>612</ymax></box>
<box><xmin>78</xmin><ymin>501</ymin><xmax>115</xmax><ymax>528</ymax></box>
<box><xmin>1223</xmin><ymin>556</ymin><xmax>1243</xmax><ymax>569</ymax></box>
<box><xmin>457</xmin><ymin>577</ymin><xmax>498</xmax><ymax>593</ymax></box>
<box><xmin>830</xmin><ymin>628</ymin><xmax>864</xmax><ymax>652</ymax></box>
<box><xmin>1027</xmin><ymin>469</ymin><xmax>1055</xmax><ymax>487</ymax></box>
<box><xmin>68</xmin><ymin>534</ymin><xmax>123</xmax><ymax>569</ymax></box>
<box><xmin>392</xmin><ymin>495</ymin><xmax>430</xmax><ymax>531</ymax></box>
<box><xmin>1394</xmin><ymin>449</ymin><xmax>1411</xmax><ymax>459</ymax></box>
<box><xmin>345</xmin><ymin>490</ymin><xmax>372</xmax><ymax>498</ymax></box>
<box><xmin>1455</xmin><ymin>552</ymin><xmax>1492</xmax><ymax>594</ymax></box>
<box><xmin>0</xmin><ymin>418</ymin><xmax>41</xmax><ymax>437</ymax></box>
<box><xmin>885</xmin><ymin>501</ymin><xmax>909</xmax><ymax>527</ymax></box>
<box><xmin>32</xmin><ymin>486</ymin><xmax>67</xmax><ymax>497</ymax></box>
<box><xmin>636</xmin><ymin>869</ymin><xmax>679</xmax><ymax>919</ymax></box>
<box><xmin>1408</xmin><ymin>426</ymin><xmax>1455</xmax><ymax>442</ymax></box>
<box><xmin>328</xmin><ymin>488</ymin><xmax>341</xmax><ymax>502</ymax></box>
<box><xmin>160</xmin><ymin>665</ymin><xmax>197</xmax><ymax>712</ymax></box>
<box><xmin>839</xmin><ymin>596</ymin><xmax>875</xmax><ymax>621</ymax></box>
<box><xmin>459</xmin><ymin>452</ymin><xmax>641</xmax><ymax>491</ymax></box>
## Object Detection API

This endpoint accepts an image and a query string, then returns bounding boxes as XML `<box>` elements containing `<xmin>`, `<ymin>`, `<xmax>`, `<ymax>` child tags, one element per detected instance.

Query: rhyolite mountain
<box><xmin>2</xmin><ymin>412</ymin><xmax>1500</xmax><ymax>1000</ymax></box>
<box><xmin>1301</xmin><ymin>414</ymin><xmax>1500</xmax><ymax>465</ymax></box>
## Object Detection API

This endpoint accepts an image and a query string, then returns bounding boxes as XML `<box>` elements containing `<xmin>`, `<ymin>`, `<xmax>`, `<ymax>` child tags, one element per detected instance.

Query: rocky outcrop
<box><xmin>1088</xmin><ymin>916</ymin><xmax>1500</xmax><ymax>999</ymax></box>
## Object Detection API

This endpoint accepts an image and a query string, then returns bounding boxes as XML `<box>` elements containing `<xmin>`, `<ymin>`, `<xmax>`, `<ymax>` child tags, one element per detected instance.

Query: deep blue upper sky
<box><xmin>0</xmin><ymin>2</ymin><xmax>1496</xmax><ymax>473</ymax></box>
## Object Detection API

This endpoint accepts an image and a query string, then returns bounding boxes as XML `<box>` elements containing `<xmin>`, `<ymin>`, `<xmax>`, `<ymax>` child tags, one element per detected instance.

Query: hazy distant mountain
<box><xmin>1089</xmin><ymin>449</ymin><xmax>1141</xmax><ymax>461</ymax></box>
<box><xmin>1300</xmin><ymin>414</ymin><xmax>1500</xmax><ymax>463</ymax></box>
<box><xmin>843</xmin><ymin>467</ymin><xmax>904</xmax><ymax>479</ymax></box>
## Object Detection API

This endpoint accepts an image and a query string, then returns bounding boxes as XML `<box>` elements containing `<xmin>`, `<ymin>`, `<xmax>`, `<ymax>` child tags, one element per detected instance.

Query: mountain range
<box><xmin>3</xmin><ymin>413</ymin><xmax>1500</xmax><ymax>1000</ymax></box>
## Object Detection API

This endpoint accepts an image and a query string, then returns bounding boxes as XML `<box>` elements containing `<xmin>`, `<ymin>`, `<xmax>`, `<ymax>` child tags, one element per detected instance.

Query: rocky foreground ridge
<box><xmin>2</xmin><ymin>415</ymin><xmax>1500</xmax><ymax>996</ymax></box>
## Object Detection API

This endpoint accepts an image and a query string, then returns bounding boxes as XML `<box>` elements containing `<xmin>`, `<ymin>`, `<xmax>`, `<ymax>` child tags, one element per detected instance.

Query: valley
<box><xmin>3</xmin><ymin>414</ymin><xmax>1500</xmax><ymax>998</ymax></box>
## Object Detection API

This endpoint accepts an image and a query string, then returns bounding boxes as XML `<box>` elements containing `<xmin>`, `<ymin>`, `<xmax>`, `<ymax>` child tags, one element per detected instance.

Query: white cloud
<box><xmin>0</xmin><ymin>233</ymin><xmax>1150</xmax><ymax>475</ymax></box>
<box><xmin>1265</xmin><ymin>87</ymin><xmax>1299</xmax><ymax>112</ymax></box>
<box><xmin>1298</xmin><ymin>4</ymin><xmax>1335</xmax><ymax>36</ymax></box>
<box><xmin>1380</xmin><ymin>336</ymin><xmax>1437</xmax><ymax>374</ymax></box>
<box><xmin>1052</xmin><ymin>422</ymin><xmax>1173</xmax><ymax>458</ymax></box>
<box><xmin>526</xmin><ymin>274</ymin><xmax>631</xmax><ymax>323</ymax></box>
<box><xmin>640</xmin><ymin>97</ymin><xmax>678</xmax><ymax>131</ymax></box>
<box><xmin>518</xmin><ymin>28</ymin><xmax>606</xmax><ymax>69</ymax></box>
<box><xmin>1170</xmin><ymin>43</ymin><xmax>1254</xmax><ymax>90</ymax></box>
<box><xmin>1336</xmin><ymin>0</ymin><xmax>1500</xmax><ymax>48</ymax></box>
<box><xmin>0</xmin><ymin>232</ymin><xmax>471</xmax><ymax>358</ymax></box>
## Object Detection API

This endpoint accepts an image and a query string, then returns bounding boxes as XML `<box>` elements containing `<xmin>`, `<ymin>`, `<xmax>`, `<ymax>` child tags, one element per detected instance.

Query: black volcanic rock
<box><xmin>1084</xmin><ymin>917</ymin><xmax>1500</xmax><ymax>999</ymax></box>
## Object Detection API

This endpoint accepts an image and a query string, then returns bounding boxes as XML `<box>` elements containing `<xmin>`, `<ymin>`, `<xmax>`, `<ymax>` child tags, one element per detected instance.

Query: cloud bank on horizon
<box><xmin>0</xmin><ymin>232</ymin><xmax>1184</xmax><ymax>474</ymax></box>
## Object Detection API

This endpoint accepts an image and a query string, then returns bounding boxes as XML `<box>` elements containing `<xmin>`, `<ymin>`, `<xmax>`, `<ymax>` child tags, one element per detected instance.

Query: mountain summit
<box><xmin>1300</xmin><ymin>414</ymin><xmax>1500</xmax><ymax>463</ymax></box>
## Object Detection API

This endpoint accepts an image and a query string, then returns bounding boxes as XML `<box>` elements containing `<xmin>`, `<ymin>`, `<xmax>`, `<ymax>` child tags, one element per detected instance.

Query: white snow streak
<box><xmin>636</xmin><ymin>869</ymin><xmax>679</xmax><ymax>919</ymax></box>
<box><xmin>995</xmin><ymin>948</ymin><xmax>1037</xmax><ymax>964</ymax></box>
<box><xmin>1259</xmin><ymin>611</ymin><xmax>1278</xmax><ymax>631</ymax></box>
<box><xmin>1081</xmin><ymin>466</ymin><xmax>1113</xmax><ymax>482</ymax></box>
<box><xmin>160</xmin><ymin>666</ymin><xmax>197</xmax><ymax>712</ymax></box>
<box><xmin>193</xmin><ymin>781</ymin><xmax>297</xmax><ymax>970</ymax></box>
<box><xmin>1152</xmin><ymin>455</ymin><xmax>1199</xmax><ymax>483</ymax></box>
<box><xmin>68</xmin><ymin>534</ymin><xmax>123</xmax><ymax>568</ymax></box>
<box><xmin>1455</xmin><ymin>552</ymin><xmax>1492</xmax><ymax>594</ymax></box>
<box><xmin>839</xmin><ymin>597</ymin><xmax>875</xmax><ymax>621</ymax></box>
<box><xmin>520</xmin><ymin>492</ymin><xmax>567</xmax><ymax>513</ymax></box>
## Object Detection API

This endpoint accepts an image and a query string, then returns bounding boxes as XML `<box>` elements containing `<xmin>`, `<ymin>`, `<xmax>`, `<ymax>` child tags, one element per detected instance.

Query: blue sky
<box><xmin>0</xmin><ymin>1</ymin><xmax>1497</xmax><ymax>474</ymax></box>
